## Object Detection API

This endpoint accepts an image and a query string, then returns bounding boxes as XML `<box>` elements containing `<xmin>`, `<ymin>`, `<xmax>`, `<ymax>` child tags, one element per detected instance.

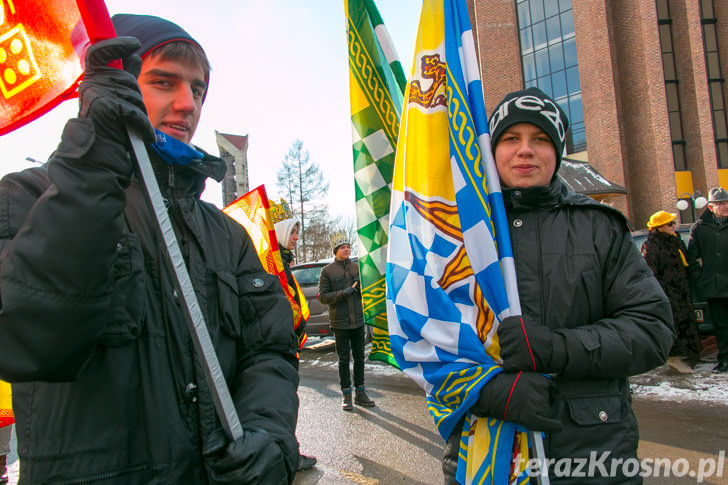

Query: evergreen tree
<box><xmin>276</xmin><ymin>139</ymin><xmax>329</xmax><ymax>261</ymax></box>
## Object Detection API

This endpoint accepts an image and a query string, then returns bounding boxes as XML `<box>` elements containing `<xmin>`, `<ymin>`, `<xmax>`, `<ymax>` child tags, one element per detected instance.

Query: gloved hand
<box><xmin>78</xmin><ymin>37</ymin><xmax>155</xmax><ymax>145</ymax></box>
<box><xmin>471</xmin><ymin>371</ymin><xmax>561</xmax><ymax>432</ymax></box>
<box><xmin>497</xmin><ymin>315</ymin><xmax>566</xmax><ymax>374</ymax></box>
<box><xmin>207</xmin><ymin>428</ymin><xmax>289</xmax><ymax>485</ymax></box>
<box><xmin>342</xmin><ymin>286</ymin><xmax>357</xmax><ymax>297</ymax></box>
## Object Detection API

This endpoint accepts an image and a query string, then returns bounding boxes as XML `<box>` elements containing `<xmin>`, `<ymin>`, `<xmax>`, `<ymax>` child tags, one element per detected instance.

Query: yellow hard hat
<box><xmin>647</xmin><ymin>210</ymin><xmax>677</xmax><ymax>229</ymax></box>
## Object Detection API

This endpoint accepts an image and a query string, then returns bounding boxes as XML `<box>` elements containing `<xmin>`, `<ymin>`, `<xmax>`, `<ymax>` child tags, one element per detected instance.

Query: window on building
<box><xmin>516</xmin><ymin>0</ymin><xmax>585</xmax><ymax>152</ymax></box>
<box><xmin>656</xmin><ymin>0</ymin><xmax>687</xmax><ymax>170</ymax></box>
<box><xmin>700</xmin><ymin>0</ymin><xmax>728</xmax><ymax>168</ymax></box>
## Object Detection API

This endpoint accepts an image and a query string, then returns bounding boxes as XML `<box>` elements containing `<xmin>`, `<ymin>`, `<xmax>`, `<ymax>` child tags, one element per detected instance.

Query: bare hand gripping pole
<box><xmin>128</xmin><ymin>129</ymin><xmax>243</xmax><ymax>442</ymax></box>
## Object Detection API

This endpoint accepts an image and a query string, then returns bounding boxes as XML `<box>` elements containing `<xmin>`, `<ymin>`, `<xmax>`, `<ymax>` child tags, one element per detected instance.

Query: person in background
<box><xmin>0</xmin><ymin>14</ymin><xmax>299</xmax><ymax>484</ymax></box>
<box><xmin>641</xmin><ymin>211</ymin><xmax>701</xmax><ymax>373</ymax></box>
<box><xmin>687</xmin><ymin>187</ymin><xmax>728</xmax><ymax>373</ymax></box>
<box><xmin>442</xmin><ymin>87</ymin><xmax>674</xmax><ymax>484</ymax></box>
<box><xmin>272</xmin><ymin>199</ymin><xmax>317</xmax><ymax>472</ymax></box>
<box><xmin>318</xmin><ymin>231</ymin><xmax>375</xmax><ymax>411</ymax></box>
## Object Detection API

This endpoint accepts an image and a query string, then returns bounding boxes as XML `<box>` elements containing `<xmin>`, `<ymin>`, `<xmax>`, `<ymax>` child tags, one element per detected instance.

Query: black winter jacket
<box><xmin>443</xmin><ymin>179</ymin><xmax>674</xmax><ymax>484</ymax></box>
<box><xmin>687</xmin><ymin>209</ymin><xmax>728</xmax><ymax>300</ymax></box>
<box><xmin>318</xmin><ymin>258</ymin><xmax>364</xmax><ymax>329</ymax></box>
<box><xmin>0</xmin><ymin>118</ymin><xmax>300</xmax><ymax>483</ymax></box>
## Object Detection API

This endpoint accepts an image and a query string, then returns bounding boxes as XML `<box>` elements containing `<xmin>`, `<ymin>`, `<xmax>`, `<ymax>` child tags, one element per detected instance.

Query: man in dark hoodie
<box><xmin>442</xmin><ymin>87</ymin><xmax>674</xmax><ymax>484</ymax></box>
<box><xmin>0</xmin><ymin>14</ymin><xmax>299</xmax><ymax>484</ymax></box>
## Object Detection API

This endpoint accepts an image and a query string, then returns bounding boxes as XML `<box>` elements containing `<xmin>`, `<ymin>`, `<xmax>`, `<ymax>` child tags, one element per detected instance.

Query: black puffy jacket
<box><xmin>444</xmin><ymin>179</ymin><xmax>674</xmax><ymax>484</ymax></box>
<box><xmin>0</xmin><ymin>118</ymin><xmax>300</xmax><ymax>483</ymax></box>
<box><xmin>687</xmin><ymin>209</ymin><xmax>728</xmax><ymax>300</ymax></box>
<box><xmin>318</xmin><ymin>258</ymin><xmax>364</xmax><ymax>329</ymax></box>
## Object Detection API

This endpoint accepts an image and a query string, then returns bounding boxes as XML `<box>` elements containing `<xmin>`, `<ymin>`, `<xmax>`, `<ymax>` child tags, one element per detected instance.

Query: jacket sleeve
<box><xmin>554</xmin><ymin>220</ymin><xmax>675</xmax><ymax>379</ymax></box>
<box><xmin>0</xmin><ymin>118</ymin><xmax>132</xmax><ymax>382</ymax></box>
<box><xmin>317</xmin><ymin>266</ymin><xmax>342</xmax><ymax>304</ymax></box>
<box><xmin>229</xmin><ymin>226</ymin><xmax>300</xmax><ymax>477</ymax></box>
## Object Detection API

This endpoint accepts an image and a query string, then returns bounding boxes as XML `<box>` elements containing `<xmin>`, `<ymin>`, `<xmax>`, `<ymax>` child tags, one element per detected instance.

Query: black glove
<box><xmin>207</xmin><ymin>429</ymin><xmax>289</xmax><ymax>485</ymax></box>
<box><xmin>472</xmin><ymin>371</ymin><xmax>561</xmax><ymax>432</ymax></box>
<box><xmin>498</xmin><ymin>315</ymin><xmax>566</xmax><ymax>374</ymax></box>
<box><xmin>342</xmin><ymin>286</ymin><xmax>357</xmax><ymax>297</ymax></box>
<box><xmin>79</xmin><ymin>37</ymin><xmax>155</xmax><ymax>145</ymax></box>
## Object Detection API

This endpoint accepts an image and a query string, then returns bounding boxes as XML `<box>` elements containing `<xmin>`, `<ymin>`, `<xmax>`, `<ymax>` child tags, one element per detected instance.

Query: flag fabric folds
<box><xmin>0</xmin><ymin>379</ymin><xmax>12</xmax><ymax>427</ymax></box>
<box><xmin>0</xmin><ymin>0</ymin><xmax>88</xmax><ymax>135</ymax></box>
<box><xmin>386</xmin><ymin>0</ymin><xmax>529</xmax><ymax>483</ymax></box>
<box><xmin>224</xmin><ymin>185</ymin><xmax>309</xmax><ymax>347</ymax></box>
<box><xmin>345</xmin><ymin>0</ymin><xmax>407</xmax><ymax>368</ymax></box>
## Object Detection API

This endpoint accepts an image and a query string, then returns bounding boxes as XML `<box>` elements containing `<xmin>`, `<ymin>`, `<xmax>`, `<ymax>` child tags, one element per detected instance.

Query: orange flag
<box><xmin>223</xmin><ymin>185</ymin><xmax>310</xmax><ymax>346</ymax></box>
<box><xmin>0</xmin><ymin>380</ymin><xmax>12</xmax><ymax>427</ymax></box>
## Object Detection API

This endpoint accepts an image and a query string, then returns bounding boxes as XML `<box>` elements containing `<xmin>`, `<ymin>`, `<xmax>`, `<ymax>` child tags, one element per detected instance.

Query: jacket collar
<box><xmin>148</xmin><ymin>145</ymin><xmax>226</xmax><ymax>199</ymax></box>
<box><xmin>502</xmin><ymin>177</ymin><xmax>565</xmax><ymax>211</ymax></box>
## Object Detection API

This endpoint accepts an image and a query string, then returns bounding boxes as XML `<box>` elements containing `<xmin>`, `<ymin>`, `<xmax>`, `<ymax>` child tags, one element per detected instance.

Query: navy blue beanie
<box><xmin>111</xmin><ymin>14</ymin><xmax>209</xmax><ymax>101</ymax></box>
<box><xmin>111</xmin><ymin>14</ymin><xmax>203</xmax><ymax>58</ymax></box>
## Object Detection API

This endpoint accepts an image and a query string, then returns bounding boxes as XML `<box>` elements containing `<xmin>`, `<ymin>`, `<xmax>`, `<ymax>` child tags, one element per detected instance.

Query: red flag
<box><xmin>0</xmin><ymin>0</ymin><xmax>121</xmax><ymax>136</ymax></box>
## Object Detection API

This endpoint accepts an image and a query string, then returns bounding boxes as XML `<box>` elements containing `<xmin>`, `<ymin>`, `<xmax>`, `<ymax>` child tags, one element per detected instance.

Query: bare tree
<box><xmin>276</xmin><ymin>139</ymin><xmax>329</xmax><ymax>261</ymax></box>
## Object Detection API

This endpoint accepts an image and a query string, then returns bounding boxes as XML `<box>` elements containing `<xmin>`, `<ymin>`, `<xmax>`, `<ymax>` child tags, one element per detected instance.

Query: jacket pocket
<box><xmin>236</xmin><ymin>272</ymin><xmax>291</xmax><ymax>348</ymax></box>
<box><xmin>100</xmin><ymin>233</ymin><xmax>146</xmax><ymax>347</ymax></box>
<box><xmin>214</xmin><ymin>269</ymin><xmax>241</xmax><ymax>338</ymax></box>
<box><xmin>566</xmin><ymin>394</ymin><xmax>623</xmax><ymax>425</ymax></box>
<box><xmin>548</xmin><ymin>392</ymin><xmax>638</xmax><ymax>465</ymax></box>
<box><xmin>580</xmin><ymin>268</ymin><xmax>603</xmax><ymax>325</ymax></box>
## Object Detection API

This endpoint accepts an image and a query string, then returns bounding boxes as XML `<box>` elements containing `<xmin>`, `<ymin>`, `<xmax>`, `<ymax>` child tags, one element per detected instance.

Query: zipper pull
<box><xmin>168</xmin><ymin>166</ymin><xmax>175</xmax><ymax>188</ymax></box>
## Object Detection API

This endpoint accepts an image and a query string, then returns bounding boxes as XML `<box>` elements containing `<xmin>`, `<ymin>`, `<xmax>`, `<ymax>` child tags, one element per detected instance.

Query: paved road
<box><xmin>5</xmin><ymin>337</ymin><xmax>727</xmax><ymax>484</ymax></box>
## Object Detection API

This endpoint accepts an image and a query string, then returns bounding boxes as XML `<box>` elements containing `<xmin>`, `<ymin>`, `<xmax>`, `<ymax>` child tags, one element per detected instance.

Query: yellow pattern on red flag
<box><xmin>0</xmin><ymin>379</ymin><xmax>13</xmax><ymax>427</ymax></box>
<box><xmin>223</xmin><ymin>185</ymin><xmax>309</xmax><ymax>346</ymax></box>
<box><xmin>0</xmin><ymin>0</ymin><xmax>89</xmax><ymax>135</ymax></box>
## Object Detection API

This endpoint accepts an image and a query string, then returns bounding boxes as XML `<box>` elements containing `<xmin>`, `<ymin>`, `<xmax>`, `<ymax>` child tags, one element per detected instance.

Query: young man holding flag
<box><xmin>442</xmin><ymin>87</ymin><xmax>675</xmax><ymax>484</ymax></box>
<box><xmin>0</xmin><ymin>13</ymin><xmax>299</xmax><ymax>484</ymax></box>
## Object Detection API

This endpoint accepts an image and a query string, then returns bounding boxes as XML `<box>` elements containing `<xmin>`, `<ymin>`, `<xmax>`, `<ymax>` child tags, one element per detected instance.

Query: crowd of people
<box><xmin>0</xmin><ymin>7</ymin><xmax>721</xmax><ymax>485</ymax></box>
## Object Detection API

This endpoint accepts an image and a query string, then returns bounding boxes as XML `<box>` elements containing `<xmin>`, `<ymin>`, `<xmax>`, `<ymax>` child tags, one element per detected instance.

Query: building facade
<box><xmin>215</xmin><ymin>131</ymin><xmax>250</xmax><ymax>207</ymax></box>
<box><xmin>468</xmin><ymin>0</ymin><xmax>728</xmax><ymax>227</ymax></box>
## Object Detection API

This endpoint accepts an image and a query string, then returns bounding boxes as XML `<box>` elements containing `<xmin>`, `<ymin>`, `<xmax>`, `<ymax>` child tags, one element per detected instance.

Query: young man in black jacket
<box><xmin>0</xmin><ymin>14</ymin><xmax>299</xmax><ymax>484</ymax></box>
<box><xmin>442</xmin><ymin>88</ymin><xmax>674</xmax><ymax>484</ymax></box>
<box><xmin>318</xmin><ymin>231</ymin><xmax>376</xmax><ymax>411</ymax></box>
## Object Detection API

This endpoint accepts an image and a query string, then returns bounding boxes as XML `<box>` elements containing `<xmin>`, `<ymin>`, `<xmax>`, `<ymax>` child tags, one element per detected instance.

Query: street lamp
<box><xmin>676</xmin><ymin>190</ymin><xmax>708</xmax><ymax>222</ymax></box>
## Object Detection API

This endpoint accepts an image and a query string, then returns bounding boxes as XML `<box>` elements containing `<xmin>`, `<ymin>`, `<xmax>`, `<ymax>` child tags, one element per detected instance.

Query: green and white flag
<box><xmin>346</xmin><ymin>0</ymin><xmax>406</xmax><ymax>367</ymax></box>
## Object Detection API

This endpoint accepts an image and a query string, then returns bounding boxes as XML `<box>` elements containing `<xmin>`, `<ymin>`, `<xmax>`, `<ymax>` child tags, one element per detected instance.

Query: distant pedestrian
<box><xmin>272</xmin><ymin>199</ymin><xmax>318</xmax><ymax>473</ymax></box>
<box><xmin>642</xmin><ymin>210</ymin><xmax>701</xmax><ymax>373</ymax></box>
<box><xmin>318</xmin><ymin>231</ymin><xmax>375</xmax><ymax>411</ymax></box>
<box><xmin>687</xmin><ymin>187</ymin><xmax>728</xmax><ymax>373</ymax></box>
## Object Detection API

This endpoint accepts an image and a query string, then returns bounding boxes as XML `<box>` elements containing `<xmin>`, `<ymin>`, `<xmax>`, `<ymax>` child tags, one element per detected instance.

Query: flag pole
<box><xmin>464</xmin><ymin>0</ymin><xmax>549</xmax><ymax>481</ymax></box>
<box><xmin>75</xmin><ymin>0</ymin><xmax>243</xmax><ymax>442</ymax></box>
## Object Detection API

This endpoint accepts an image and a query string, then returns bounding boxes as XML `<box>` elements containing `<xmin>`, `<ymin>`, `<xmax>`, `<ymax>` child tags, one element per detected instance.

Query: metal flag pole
<box><xmin>127</xmin><ymin>130</ymin><xmax>243</xmax><ymax>442</ymax></box>
<box><xmin>75</xmin><ymin>0</ymin><xmax>243</xmax><ymax>442</ymax></box>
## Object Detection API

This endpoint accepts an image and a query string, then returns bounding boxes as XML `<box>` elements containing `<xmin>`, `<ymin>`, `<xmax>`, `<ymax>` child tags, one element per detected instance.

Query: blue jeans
<box><xmin>333</xmin><ymin>326</ymin><xmax>366</xmax><ymax>390</ymax></box>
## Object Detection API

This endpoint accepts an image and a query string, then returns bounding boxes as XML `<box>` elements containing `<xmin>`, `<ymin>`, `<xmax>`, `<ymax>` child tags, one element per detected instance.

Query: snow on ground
<box><xmin>7</xmin><ymin>460</ymin><xmax>18</xmax><ymax>485</ymax></box>
<box><xmin>630</xmin><ymin>360</ymin><xmax>728</xmax><ymax>405</ymax></box>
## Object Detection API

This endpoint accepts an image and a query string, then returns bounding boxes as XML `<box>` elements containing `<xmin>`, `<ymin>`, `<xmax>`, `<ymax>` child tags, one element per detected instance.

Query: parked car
<box><xmin>631</xmin><ymin>224</ymin><xmax>715</xmax><ymax>335</ymax></box>
<box><xmin>291</xmin><ymin>257</ymin><xmax>371</xmax><ymax>341</ymax></box>
<box><xmin>290</xmin><ymin>259</ymin><xmax>334</xmax><ymax>339</ymax></box>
